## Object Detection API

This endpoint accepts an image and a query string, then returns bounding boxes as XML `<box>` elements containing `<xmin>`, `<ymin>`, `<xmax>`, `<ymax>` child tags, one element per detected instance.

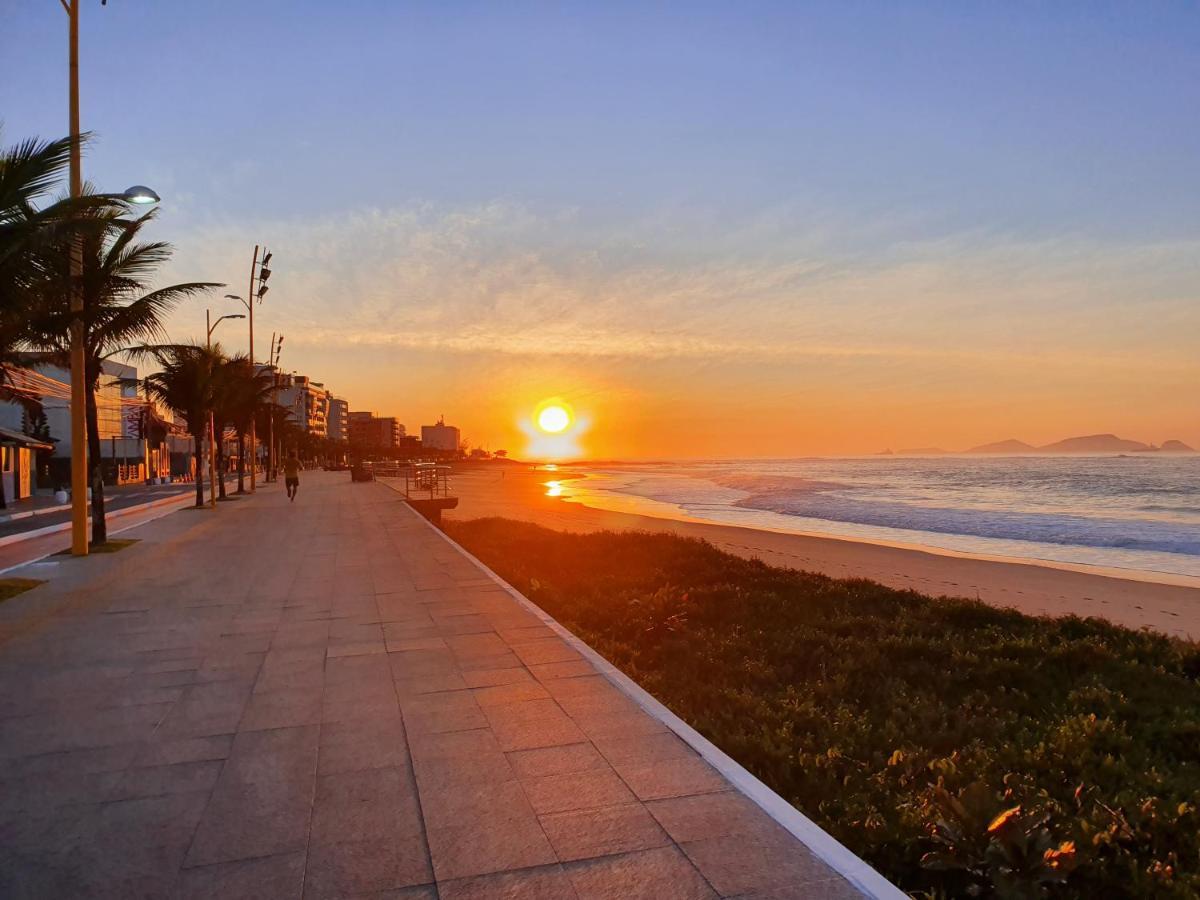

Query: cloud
<box><xmin>160</xmin><ymin>201</ymin><xmax>1200</xmax><ymax>377</ymax></box>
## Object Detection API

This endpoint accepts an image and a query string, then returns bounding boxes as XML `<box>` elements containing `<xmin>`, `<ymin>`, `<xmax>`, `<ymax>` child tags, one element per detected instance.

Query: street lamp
<box><xmin>241</xmin><ymin>246</ymin><xmax>276</xmax><ymax>492</ymax></box>
<box><xmin>205</xmin><ymin>310</ymin><xmax>244</xmax><ymax>509</ymax></box>
<box><xmin>60</xmin><ymin>0</ymin><xmax>163</xmax><ymax>555</ymax></box>
<box><xmin>122</xmin><ymin>185</ymin><xmax>161</xmax><ymax>205</ymax></box>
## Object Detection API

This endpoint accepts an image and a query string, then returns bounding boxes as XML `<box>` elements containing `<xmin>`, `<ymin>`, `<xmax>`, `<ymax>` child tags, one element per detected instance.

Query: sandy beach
<box><xmin>443</xmin><ymin>465</ymin><xmax>1200</xmax><ymax>640</ymax></box>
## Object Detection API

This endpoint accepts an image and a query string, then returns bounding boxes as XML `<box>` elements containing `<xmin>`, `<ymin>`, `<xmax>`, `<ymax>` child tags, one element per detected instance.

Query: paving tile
<box><xmin>318</xmin><ymin>716</ymin><xmax>409</xmax><ymax>774</ymax></box>
<box><xmin>109</xmin><ymin>759</ymin><xmax>224</xmax><ymax>801</ymax></box>
<box><xmin>521</xmin><ymin>767</ymin><xmax>636</xmax><ymax>815</ymax></box>
<box><xmin>646</xmin><ymin>791</ymin><xmax>774</xmax><ymax>844</ymax></box>
<box><xmin>565</xmin><ymin>846</ymin><xmax>717</xmax><ymax>899</ymax></box>
<box><xmin>224</xmin><ymin>725</ymin><xmax>320</xmax><ymax>784</ymax></box>
<box><xmin>462</xmin><ymin>666</ymin><xmax>534</xmax><ymax>688</ymax></box>
<box><xmin>591</xmin><ymin>730</ymin><xmax>696</xmax><ymax>767</ymax></box>
<box><xmin>506</xmin><ymin>742</ymin><xmax>607</xmax><ymax>779</ymax></box>
<box><xmin>239</xmin><ymin>686</ymin><xmax>323</xmax><ymax>731</ymax></box>
<box><xmin>539</xmin><ymin>802</ymin><xmax>672</xmax><ymax>862</ymax></box>
<box><xmin>528</xmin><ymin>660</ymin><xmax>596</xmax><ymax>681</ymax></box>
<box><xmin>311</xmin><ymin>766</ymin><xmax>423</xmax><ymax>845</ymax></box>
<box><xmin>679</xmin><ymin>832</ymin><xmax>835</xmax><ymax>897</ymax></box>
<box><xmin>472</xmin><ymin>680</ymin><xmax>551</xmax><ymax>707</ymax></box>
<box><xmin>614</xmin><ymin>756</ymin><xmax>728</xmax><ymax>801</ymax></box>
<box><xmin>185</xmin><ymin>777</ymin><xmax>314</xmax><ymax>867</ymax></box>
<box><xmin>175</xmin><ymin>851</ymin><xmax>306</xmax><ymax>899</ymax></box>
<box><xmin>136</xmin><ymin>734</ymin><xmax>234</xmax><ymax>768</ymax></box>
<box><xmin>438</xmin><ymin>863</ymin><xmax>579</xmax><ymax>899</ymax></box>
<box><xmin>302</xmin><ymin>835</ymin><xmax>433</xmax><ymax>899</ymax></box>
<box><xmin>426</xmin><ymin>812</ymin><xmax>557</xmax><ymax>881</ymax></box>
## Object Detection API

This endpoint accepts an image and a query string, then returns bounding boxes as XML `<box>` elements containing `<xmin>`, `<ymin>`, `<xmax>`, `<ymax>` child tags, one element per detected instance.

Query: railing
<box><xmin>366</xmin><ymin>461</ymin><xmax>452</xmax><ymax>499</ymax></box>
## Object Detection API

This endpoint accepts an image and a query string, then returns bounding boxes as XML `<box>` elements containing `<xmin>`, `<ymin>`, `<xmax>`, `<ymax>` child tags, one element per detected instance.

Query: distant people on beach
<box><xmin>284</xmin><ymin>452</ymin><xmax>301</xmax><ymax>502</ymax></box>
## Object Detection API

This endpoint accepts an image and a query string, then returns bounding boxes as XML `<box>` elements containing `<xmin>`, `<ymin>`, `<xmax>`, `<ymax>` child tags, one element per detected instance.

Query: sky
<box><xmin>4</xmin><ymin>1</ymin><xmax>1198</xmax><ymax>458</ymax></box>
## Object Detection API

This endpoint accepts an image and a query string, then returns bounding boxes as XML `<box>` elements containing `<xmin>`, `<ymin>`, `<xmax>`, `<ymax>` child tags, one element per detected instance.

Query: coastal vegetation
<box><xmin>447</xmin><ymin>517</ymin><xmax>1200</xmax><ymax>899</ymax></box>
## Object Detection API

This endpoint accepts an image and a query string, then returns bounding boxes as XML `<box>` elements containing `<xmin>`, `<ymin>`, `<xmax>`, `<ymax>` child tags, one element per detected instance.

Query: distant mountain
<box><xmin>1161</xmin><ymin>439</ymin><xmax>1196</xmax><ymax>453</ymax></box>
<box><xmin>1039</xmin><ymin>434</ymin><xmax>1151</xmax><ymax>453</ymax></box>
<box><xmin>965</xmin><ymin>439</ymin><xmax>1038</xmax><ymax>454</ymax></box>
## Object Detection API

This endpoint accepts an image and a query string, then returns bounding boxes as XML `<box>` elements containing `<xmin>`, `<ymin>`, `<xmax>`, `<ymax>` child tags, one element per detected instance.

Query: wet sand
<box><xmin>444</xmin><ymin>466</ymin><xmax>1200</xmax><ymax>640</ymax></box>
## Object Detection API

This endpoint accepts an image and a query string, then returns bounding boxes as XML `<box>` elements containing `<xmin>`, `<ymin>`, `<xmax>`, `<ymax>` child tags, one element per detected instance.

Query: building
<box><xmin>348</xmin><ymin>412</ymin><xmax>404</xmax><ymax>451</ymax></box>
<box><xmin>0</xmin><ymin>358</ymin><xmax>156</xmax><ymax>488</ymax></box>
<box><xmin>327</xmin><ymin>395</ymin><xmax>350</xmax><ymax>444</ymax></box>
<box><xmin>276</xmin><ymin>373</ymin><xmax>329</xmax><ymax>438</ymax></box>
<box><xmin>421</xmin><ymin>418</ymin><xmax>461</xmax><ymax>454</ymax></box>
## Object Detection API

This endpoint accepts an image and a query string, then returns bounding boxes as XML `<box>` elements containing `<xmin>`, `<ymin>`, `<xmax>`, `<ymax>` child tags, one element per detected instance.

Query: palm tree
<box><xmin>143</xmin><ymin>343</ymin><xmax>223</xmax><ymax>509</ymax></box>
<box><xmin>26</xmin><ymin>205</ymin><xmax>221</xmax><ymax>542</ymax></box>
<box><xmin>212</xmin><ymin>356</ymin><xmax>273</xmax><ymax>495</ymax></box>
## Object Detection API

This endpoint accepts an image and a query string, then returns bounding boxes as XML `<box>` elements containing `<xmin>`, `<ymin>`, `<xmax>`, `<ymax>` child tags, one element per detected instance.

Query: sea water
<box><xmin>562</xmin><ymin>456</ymin><xmax>1200</xmax><ymax>579</ymax></box>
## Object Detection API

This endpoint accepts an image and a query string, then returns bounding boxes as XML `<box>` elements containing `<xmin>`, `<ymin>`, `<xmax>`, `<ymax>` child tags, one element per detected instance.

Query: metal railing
<box><xmin>366</xmin><ymin>461</ymin><xmax>452</xmax><ymax>499</ymax></box>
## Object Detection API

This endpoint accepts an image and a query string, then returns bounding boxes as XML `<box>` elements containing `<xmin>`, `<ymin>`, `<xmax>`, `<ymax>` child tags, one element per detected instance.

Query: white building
<box><xmin>420</xmin><ymin>418</ymin><xmax>461</xmax><ymax>453</ymax></box>
<box><xmin>276</xmin><ymin>373</ymin><xmax>329</xmax><ymax>439</ymax></box>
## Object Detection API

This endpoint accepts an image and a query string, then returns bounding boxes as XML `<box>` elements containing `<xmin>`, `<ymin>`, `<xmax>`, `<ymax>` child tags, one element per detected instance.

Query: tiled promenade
<box><xmin>0</xmin><ymin>473</ymin><xmax>863</xmax><ymax>898</ymax></box>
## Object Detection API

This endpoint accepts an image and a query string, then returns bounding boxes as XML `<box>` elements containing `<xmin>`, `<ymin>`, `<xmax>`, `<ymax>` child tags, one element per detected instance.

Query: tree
<box><xmin>26</xmin><ymin>205</ymin><xmax>220</xmax><ymax>541</ymax></box>
<box><xmin>212</xmin><ymin>356</ymin><xmax>273</xmax><ymax>495</ymax></box>
<box><xmin>143</xmin><ymin>344</ymin><xmax>224</xmax><ymax>509</ymax></box>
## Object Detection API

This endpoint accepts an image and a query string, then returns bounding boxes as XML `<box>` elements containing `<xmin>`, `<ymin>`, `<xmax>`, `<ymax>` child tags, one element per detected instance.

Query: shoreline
<box><xmin>558</xmin><ymin>475</ymin><xmax>1200</xmax><ymax>590</ymax></box>
<box><xmin>444</xmin><ymin>466</ymin><xmax>1200</xmax><ymax>640</ymax></box>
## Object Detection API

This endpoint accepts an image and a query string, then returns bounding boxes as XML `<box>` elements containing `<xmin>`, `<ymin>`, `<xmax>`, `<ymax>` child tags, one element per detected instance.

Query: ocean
<box><xmin>557</xmin><ymin>456</ymin><xmax>1200</xmax><ymax>579</ymax></box>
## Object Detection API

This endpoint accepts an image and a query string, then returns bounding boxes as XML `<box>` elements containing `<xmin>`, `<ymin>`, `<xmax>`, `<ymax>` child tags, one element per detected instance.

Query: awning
<box><xmin>0</xmin><ymin>427</ymin><xmax>54</xmax><ymax>451</ymax></box>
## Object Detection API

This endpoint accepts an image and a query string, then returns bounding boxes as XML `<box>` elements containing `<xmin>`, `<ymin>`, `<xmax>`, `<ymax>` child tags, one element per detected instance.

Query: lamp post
<box><xmin>238</xmin><ymin>247</ymin><xmax>273</xmax><ymax>492</ymax></box>
<box><xmin>61</xmin><ymin>0</ymin><xmax>161</xmax><ymax>555</ymax></box>
<box><xmin>206</xmin><ymin>310</ymin><xmax>244</xmax><ymax>509</ymax></box>
<box><xmin>268</xmin><ymin>333</ymin><xmax>284</xmax><ymax>482</ymax></box>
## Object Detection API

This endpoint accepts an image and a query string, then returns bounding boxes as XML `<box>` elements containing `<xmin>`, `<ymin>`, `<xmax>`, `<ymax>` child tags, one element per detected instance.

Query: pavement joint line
<box><xmin>409</xmin><ymin>499</ymin><xmax>904</xmax><ymax>900</ymax></box>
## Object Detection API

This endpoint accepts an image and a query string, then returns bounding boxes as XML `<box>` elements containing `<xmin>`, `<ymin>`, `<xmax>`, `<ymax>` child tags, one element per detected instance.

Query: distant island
<box><xmin>886</xmin><ymin>434</ymin><xmax>1196</xmax><ymax>456</ymax></box>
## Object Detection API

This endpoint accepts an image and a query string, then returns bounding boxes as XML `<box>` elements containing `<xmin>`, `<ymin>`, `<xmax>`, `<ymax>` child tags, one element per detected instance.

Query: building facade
<box><xmin>349</xmin><ymin>411</ymin><xmax>404</xmax><ymax>450</ymax></box>
<box><xmin>276</xmin><ymin>374</ymin><xmax>329</xmax><ymax>438</ymax></box>
<box><xmin>327</xmin><ymin>395</ymin><xmax>350</xmax><ymax>443</ymax></box>
<box><xmin>421</xmin><ymin>418</ymin><xmax>461</xmax><ymax>453</ymax></box>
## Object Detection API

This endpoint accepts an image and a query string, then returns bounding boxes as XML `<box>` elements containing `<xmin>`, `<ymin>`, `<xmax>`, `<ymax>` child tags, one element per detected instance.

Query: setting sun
<box><xmin>537</xmin><ymin>404</ymin><xmax>571</xmax><ymax>434</ymax></box>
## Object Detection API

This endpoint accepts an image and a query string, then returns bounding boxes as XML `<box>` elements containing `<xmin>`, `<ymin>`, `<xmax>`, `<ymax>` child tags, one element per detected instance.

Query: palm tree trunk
<box><xmin>236</xmin><ymin>431</ymin><xmax>246</xmax><ymax>494</ymax></box>
<box><xmin>85</xmin><ymin>379</ymin><xmax>107</xmax><ymax>545</ymax></box>
<box><xmin>216</xmin><ymin>428</ymin><xmax>227</xmax><ymax>500</ymax></box>
<box><xmin>192</xmin><ymin>433</ymin><xmax>204</xmax><ymax>507</ymax></box>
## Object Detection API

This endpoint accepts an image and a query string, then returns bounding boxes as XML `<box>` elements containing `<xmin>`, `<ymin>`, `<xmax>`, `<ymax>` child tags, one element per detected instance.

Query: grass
<box><xmin>0</xmin><ymin>578</ymin><xmax>43</xmax><ymax>603</ymax></box>
<box><xmin>446</xmin><ymin>517</ymin><xmax>1200</xmax><ymax>899</ymax></box>
<box><xmin>55</xmin><ymin>538</ymin><xmax>140</xmax><ymax>555</ymax></box>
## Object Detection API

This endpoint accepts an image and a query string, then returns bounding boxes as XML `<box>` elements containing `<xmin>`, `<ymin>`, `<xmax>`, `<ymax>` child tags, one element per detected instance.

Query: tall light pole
<box><xmin>61</xmin><ymin>0</ymin><xmax>161</xmax><ymax>555</ymax></box>
<box><xmin>241</xmin><ymin>247</ymin><xmax>273</xmax><ymax>492</ymax></box>
<box><xmin>206</xmin><ymin>310</ymin><xmax>244</xmax><ymax>509</ymax></box>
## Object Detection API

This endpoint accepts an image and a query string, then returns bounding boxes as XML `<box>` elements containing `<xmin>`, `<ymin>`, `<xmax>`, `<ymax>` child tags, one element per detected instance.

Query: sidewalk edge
<box><xmin>408</xmin><ymin>502</ymin><xmax>907</xmax><ymax>900</ymax></box>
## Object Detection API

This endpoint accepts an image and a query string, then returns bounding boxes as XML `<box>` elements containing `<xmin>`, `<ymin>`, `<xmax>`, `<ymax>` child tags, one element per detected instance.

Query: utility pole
<box><xmin>66</xmin><ymin>0</ymin><xmax>88</xmax><ymax>555</ymax></box>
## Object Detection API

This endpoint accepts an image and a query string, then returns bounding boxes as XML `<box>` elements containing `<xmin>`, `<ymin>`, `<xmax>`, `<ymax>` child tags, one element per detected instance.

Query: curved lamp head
<box><xmin>226</xmin><ymin>314</ymin><xmax>247</xmax><ymax>321</ymax></box>
<box><xmin>224</xmin><ymin>294</ymin><xmax>243</xmax><ymax>301</ymax></box>
<box><xmin>123</xmin><ymin>185</ymin><xmax>161</xmax><ymax>205</ymax></box>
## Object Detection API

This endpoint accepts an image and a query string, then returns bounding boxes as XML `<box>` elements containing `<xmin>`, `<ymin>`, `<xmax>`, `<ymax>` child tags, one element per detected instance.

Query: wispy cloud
<box><xmin>162</xmin><ymin>201</ymin><xmax>1200</xmax><ymax>376</ymax></box>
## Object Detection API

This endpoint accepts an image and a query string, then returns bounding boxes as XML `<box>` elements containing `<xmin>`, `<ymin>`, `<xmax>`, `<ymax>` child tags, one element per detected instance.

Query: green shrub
<box><xmin>447</xmin><ymin>518</ymin><xmax>1200</xmax><ymax>898</ymax></box>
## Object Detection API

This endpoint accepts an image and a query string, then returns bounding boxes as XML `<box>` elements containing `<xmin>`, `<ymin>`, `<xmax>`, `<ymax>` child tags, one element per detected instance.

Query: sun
<box><xmin>537</xmin><ymin>404</ymin><xmax>571</xmax><ymax>434</ymax></box>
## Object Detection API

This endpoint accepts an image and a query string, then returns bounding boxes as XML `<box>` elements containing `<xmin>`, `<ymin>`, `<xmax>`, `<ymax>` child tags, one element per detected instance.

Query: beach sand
<box><xmin>442</xmin><ymin>465</ymin><xmax>1200</xmax><ymax>640</ymax></box>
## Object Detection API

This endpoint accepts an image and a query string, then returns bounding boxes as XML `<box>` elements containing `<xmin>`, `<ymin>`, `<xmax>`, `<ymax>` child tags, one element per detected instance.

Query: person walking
<box><xmin>284</xmin><ymin>451</ymin><xmax>301</xmax><ymax>502</ymax></box>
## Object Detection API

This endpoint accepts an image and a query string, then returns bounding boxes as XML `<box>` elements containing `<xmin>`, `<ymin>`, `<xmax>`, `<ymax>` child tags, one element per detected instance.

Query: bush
<box><xmin>446</xmin><ymin>518</ymin><xmax>1200</xmax><ymax>898</ymax></box>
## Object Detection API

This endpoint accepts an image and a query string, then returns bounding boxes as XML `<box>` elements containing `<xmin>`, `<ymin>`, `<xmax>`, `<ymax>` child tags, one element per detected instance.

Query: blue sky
<box><xmin>4</xmin><ymin>2</ymin><xmax>1198</xmax><ymax>455</ymax></box>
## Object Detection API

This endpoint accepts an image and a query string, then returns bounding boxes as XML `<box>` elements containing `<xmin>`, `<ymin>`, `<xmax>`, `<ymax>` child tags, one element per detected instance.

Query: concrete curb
<box><xmin>408</xmin><ymin>502</ymin><xmax>906</xmax><ymax>900</ymax></box>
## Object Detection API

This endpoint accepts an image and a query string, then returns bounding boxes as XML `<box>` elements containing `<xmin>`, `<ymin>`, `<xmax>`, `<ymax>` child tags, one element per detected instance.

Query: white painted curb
<box><xmin>405</xmin><ymin>501</ymin><xmax>906</xmax><ymax>900</ymax></box>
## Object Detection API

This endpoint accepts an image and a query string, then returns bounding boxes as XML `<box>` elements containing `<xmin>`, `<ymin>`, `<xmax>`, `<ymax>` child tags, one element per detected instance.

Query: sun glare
<box><xmin>537</xmin><ymin>405</ymin><xmax>571</xmax><ymax>433</ymax></box>
<box><xmin>523</xmin><ymin>398</ymin><xmax>587</xmax><ymax>460</ymax></box>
